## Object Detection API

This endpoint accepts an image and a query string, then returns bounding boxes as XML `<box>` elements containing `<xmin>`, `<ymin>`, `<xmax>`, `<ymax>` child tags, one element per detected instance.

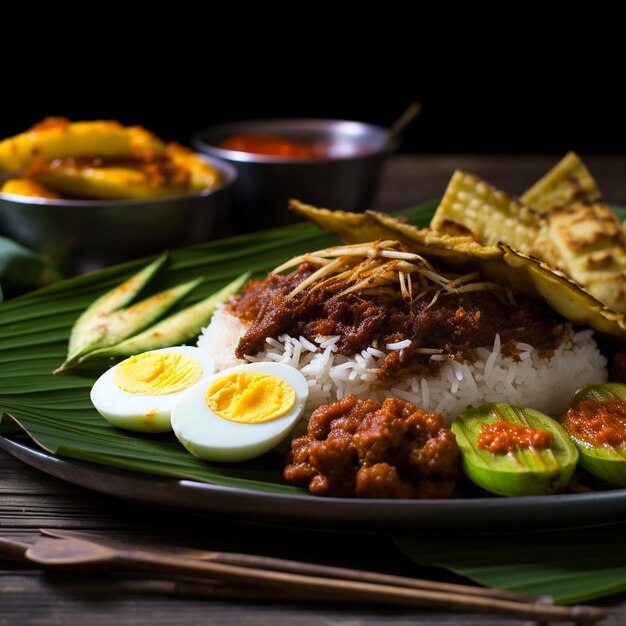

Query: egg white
<box><xmin>90</xmin><ymin>345</ymin><xmax>215</xmax><ymax>433</ymax></box>
<box><xmin>170</xmin><ymin>362</ymin><xmax>309</xmax><ymax>462</ymax></box>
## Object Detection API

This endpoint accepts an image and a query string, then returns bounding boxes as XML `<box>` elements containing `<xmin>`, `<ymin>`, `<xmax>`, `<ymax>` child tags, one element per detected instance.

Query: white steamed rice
<box><xmin>197</xmin><ymin>305</ymin><xmax>608</xmax><ymax>433</ymax></box>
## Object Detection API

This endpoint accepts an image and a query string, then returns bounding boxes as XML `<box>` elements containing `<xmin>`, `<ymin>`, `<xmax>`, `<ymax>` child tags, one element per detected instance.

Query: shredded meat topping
<box><xmin>229</xmin><ymin>263</ymin><xmax>569</xmax><ymax>379</ymax></box>
<box><xmin>284</xmin><ymin>395</ymin><xmax>461</xmax><ymax>498</ymax></box>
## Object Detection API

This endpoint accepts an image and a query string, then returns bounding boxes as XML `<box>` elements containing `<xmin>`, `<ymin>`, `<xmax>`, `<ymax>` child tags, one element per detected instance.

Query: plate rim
<box><xmin>4</xmin><ymin>434</ymin><xmax>626</xmax><ymax>532</ymax></box>
<box><xmin>3</xmin><ymin>202</ymin><xmax>626</xmax><ymax>532</ymax></box>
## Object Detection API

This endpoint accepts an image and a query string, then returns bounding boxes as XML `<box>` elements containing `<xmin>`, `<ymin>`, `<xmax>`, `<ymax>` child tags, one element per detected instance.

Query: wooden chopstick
<box><xmin>30</xmin><ymin>532</ymin><xmax>605</xmax><ymax>624</ymax></box>
<box><xmin>40</xmin><ymin>528</ymin><xmax>537</xmax><ymax>604</ymax></box>
<box><xmin>204</xmin><ymin>549</ymin><xmax>544</xmax><ymax>603</ymax></box>
<box><xmin>111</xmin><ymin>552</ymin><xmax>606</xmax><ymax>623</ymax></box>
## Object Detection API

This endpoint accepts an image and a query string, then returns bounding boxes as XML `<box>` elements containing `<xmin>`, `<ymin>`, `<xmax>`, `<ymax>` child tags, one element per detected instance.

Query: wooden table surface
<box><xmin>2</xmin><ymin>154</ymin><xmax>626</xmax><ymax>626</ymax></box>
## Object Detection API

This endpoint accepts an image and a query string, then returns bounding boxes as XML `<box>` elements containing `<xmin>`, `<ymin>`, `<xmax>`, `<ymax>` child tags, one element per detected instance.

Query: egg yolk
<box><xmin>205</xmin><ymin>371</ymin><xmax>296</xmax><ymax>424</ymax></box>
<box><xmin>113</xmin><ymin>351</ymin><xmax>203</xmax><ymax>395</ymax></box>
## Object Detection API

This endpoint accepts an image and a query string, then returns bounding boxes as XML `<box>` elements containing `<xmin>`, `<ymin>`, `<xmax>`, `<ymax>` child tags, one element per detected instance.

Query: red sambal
<box><xmin>564</xmin><ymin>398</ymin><xmax>626</xmax><ymax>447</ymax></box>
<box><xmin>284</xmin><ymin>395</ymin><xmax>461</xmax><ymax>498</ymax></box>
<box><xmin>477</xmin><ymin>421</ymin><xmax>554</xmax><ymax>454</ymax></box>
<box><xmin>219</xmin><ymin>133</ymin><xmax>321</xmax><ymax>158</ymax></box>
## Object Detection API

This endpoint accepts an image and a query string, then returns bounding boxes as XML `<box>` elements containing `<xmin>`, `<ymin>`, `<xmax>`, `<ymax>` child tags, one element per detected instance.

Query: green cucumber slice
<box><xmin>452</xmin><ymin>403</ymin><xmax>578</xmax><ymax>497</ymax></box>
<box><xmin>563</xmin><ymin>383</ymin><xmax>626</xmax><ymax>487</ymax></box>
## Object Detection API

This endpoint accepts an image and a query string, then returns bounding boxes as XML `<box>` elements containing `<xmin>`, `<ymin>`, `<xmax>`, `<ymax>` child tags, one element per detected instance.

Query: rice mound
<box><xmin>198</xmin><ymin>305</ymin><xmax>608</xmax><ymax>432</ymax></box>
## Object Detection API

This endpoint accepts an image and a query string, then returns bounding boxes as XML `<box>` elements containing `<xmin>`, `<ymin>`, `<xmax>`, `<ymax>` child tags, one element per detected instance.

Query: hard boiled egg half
<box><xmin>90</xmin><ymin>346</ymin><xmax>215</xmax><ymax>433</ymax></box>
<box><xmin>171</xmin><ymin>362</ymin><xmax>309</xmax><ymax>462</ymax></box>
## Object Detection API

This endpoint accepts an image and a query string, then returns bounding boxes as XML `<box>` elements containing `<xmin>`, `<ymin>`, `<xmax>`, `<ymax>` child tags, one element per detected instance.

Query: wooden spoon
<box><xmin>25</xmin><ymin>536</ymin><xmax>605</xmax><ymax>623</ymax></box>
<box><xmin>40</xmin><ymin>527</ymin><xmax>539</xmax><ymax>604</ymax></box>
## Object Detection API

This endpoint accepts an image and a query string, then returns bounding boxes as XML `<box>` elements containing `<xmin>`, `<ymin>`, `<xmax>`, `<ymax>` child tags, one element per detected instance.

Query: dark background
<box><xmin>1</xmin><ymin>6</ymin><xmax>624</xmax><ymax>154</ymax></box>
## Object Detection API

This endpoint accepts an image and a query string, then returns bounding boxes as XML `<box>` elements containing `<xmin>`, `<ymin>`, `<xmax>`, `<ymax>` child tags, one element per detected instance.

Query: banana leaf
<box><xmin>0</xmin><ymin>201</ymin><xmax>436</xmax><ymax>492</ymax></box>
<box><xmin>0</xmin><ymin>199</ymin><xmax>623</xmax><ymax>493</ymax></box>
<box><xmin>0</xmin><ymin>235</ymin><xmax>61</xmax><ymax>297</ymax></box>
<box><xmin>393</xmin><ymin>523</ymin><xmax>626</xmax><ymax>604</ymax></box>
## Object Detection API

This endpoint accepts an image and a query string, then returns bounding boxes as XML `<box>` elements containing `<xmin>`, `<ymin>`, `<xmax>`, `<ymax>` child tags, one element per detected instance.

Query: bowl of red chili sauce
<box><xmin>192</xmin><ymin>118</ymin><xmax>394</xmax><ymax>232</ymax></box>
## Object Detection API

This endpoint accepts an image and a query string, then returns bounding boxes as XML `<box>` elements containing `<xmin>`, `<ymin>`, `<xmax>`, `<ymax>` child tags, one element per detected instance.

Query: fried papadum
<box><xmin>428</xmin><ymin>153</ymin><xmax>626</xmax><ymax>312</ymax></box>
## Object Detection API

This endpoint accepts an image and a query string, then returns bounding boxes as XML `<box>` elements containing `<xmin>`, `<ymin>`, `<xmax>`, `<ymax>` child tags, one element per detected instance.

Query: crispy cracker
<box><xmin>521</xmin><ymin>152</ymin><xmax>600</xmax><ymax>212</ymax></box>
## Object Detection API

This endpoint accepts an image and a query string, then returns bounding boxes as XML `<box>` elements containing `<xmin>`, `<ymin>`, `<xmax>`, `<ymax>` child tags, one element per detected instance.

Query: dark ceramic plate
<box><xmin>2</xmin><ymin>435</ymin><xmax>625</xmax><ymax>532</ymax></box>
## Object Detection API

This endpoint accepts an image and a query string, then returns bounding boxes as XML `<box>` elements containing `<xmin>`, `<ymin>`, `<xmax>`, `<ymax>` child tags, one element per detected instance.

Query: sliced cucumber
<box><xmin>563</xmin><ymin>383</ymin><xmax>626</xmax><ymax>487</ymax></box>
<box><xmin>452</xmin><ymin>403</ymin><xmax>578</xmax><ymax>497</ymax></box>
